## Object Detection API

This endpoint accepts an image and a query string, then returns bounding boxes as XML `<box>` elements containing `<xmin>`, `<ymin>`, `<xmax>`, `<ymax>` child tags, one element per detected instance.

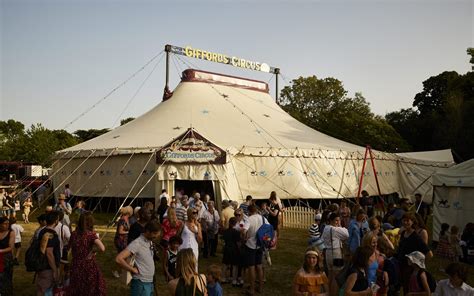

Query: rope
<box><xmin>29</xmin><ymin>150</ymin><xmax>97</xmax><ymax>216</ymax></box>
<box><xmin>112</xmin><ymin>53</ymin><xmax>165</xmax><ymax>127</ymax></box>
<box><xmin>74</xmin><ymin>148</ymin><xmax>117</xmax><ymax>195</ymax></box>
<box><xmin>63</xmin><ymin>50</ymin><xmax>164</xmax><ymax>130</ymax></box>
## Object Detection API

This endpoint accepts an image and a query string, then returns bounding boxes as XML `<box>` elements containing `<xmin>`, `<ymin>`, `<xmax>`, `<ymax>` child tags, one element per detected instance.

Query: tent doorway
<box><xmin>175</xmin><ymin>180</ymin><xmax>215</xmax><ymax>201</ymax></box>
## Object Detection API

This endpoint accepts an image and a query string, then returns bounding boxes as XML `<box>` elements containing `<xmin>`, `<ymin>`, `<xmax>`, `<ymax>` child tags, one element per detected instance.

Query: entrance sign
<box><xmin>167</xmin><ymin>44</ymin><xmax>277</xmax><ymax>74</ymax></box>
<box><xmin>157</xmin><ymin>128</ymin><xmax>226</xmax><ymax>164</ymax></box>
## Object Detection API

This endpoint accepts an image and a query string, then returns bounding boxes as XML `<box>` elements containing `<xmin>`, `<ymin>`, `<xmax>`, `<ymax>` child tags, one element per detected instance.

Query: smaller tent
<box><xmin>432</xmin><ymin>159</ymin><xmax>474</xmax><ymax>241</ymax></box>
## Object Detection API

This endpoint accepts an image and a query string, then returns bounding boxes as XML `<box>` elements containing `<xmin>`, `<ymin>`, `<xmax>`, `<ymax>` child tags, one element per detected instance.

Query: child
<box><xmin>405</xmin><ymin>251</ymin><xmax>430</xmax><ymax>295</ymax></box>
<box><xmin>308</xmin><ymin>213</ymin><xmax>325</xmax><ymax>252</ymax></box>
<box><xmin>207</xmin><ymin>264</ymin><xmax>223</xmax><ymax>296</ymax></box>
<box><xmin>292</xmin><ymin>246</ymin><xmax>329</xmax><ymax>296</ymax></box>
<box><xmin>450</xmin><ymin>225</ymin><xmax>463</xmax><ymax>262</ymax></box>
<box><xmin>222</xmin><ymin>217</ymin><xmax>241</xmax><ymax>286</ymax></box>
<box><xmin>163</xmin><ymin>235</ymin><xmax>183</xmax><ymax>282</ymax></box>
<box><xmin>22</xmin><ymin>196</ymin><xmax>33</xmax><ymax>224</ymax></box>
<box><xmin>435</xmin><ymin>262</ymin><xmax>474</xmax><ymax>294</ymax></box>
<box><xmin>260</xmin><ymin>202</ymin><xmax>270</xmax><ymax>220</ymax></box>
<box><xmin>436</xmin><ymin>223</ymin><xmax>455</xmax><ymax>260</ymax></box>
<box><xmin>10</xmin><ymin>217</ymin><xmax>24</xmax><ymax>265</ymax></box>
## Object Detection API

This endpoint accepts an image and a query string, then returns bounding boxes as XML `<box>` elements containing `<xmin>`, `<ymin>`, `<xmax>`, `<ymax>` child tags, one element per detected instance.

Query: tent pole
<box><xmin>368</xmin><ymin>146</ymin><xmax>385</xmax><ymax>211</ymax></box>
<box><xmin>357</xmin><ymin>146</ymin><xmax>370</xmax><ymax>204</ymax></box>
<box><xmin>275</xmin><ymin>68</ymin><xmax>280</xmax><ymax>104</ymax></box>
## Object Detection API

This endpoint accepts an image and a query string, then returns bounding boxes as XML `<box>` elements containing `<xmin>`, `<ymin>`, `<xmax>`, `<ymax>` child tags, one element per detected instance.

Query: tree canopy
<box><xmin>279</xmin><ymin>76</ymin><xmax>411</xmax><ymax>152</ymax></box>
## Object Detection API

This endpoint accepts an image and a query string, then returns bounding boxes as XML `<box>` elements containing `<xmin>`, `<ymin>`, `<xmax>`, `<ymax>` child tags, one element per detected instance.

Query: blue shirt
<box><xmin>207</xmin><ymin>282</ymin><xmax>223</xmax><ymax>296</ymax></box>
<box><xmin>348</xmin><ymin>219</ymin><xmax>369</xmax><ymax>254</ymax></box>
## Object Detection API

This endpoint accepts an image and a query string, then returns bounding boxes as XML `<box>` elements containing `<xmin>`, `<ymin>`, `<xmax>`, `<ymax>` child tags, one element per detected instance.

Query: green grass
<box><xmin>11</xmin><ymin>213</ymin><xmax>474</xmax><ymax>295</ymax></box>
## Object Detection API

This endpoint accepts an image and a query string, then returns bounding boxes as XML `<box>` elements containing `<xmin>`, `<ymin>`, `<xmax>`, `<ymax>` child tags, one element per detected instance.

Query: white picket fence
<box><xmin>282</xmin><ymin>206</ymin><xmax>316</xmax><ymax>229</ymax></box>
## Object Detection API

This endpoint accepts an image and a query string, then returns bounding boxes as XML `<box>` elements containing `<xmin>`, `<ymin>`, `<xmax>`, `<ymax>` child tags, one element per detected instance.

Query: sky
<box><xmin>1</xmin><ymin>0</ymin><xmax>472</xmax><ymax>133</ymax></box>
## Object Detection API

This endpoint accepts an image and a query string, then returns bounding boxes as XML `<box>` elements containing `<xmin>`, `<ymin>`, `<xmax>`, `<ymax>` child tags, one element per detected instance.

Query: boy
<box><xmin>435</xmin><ymin>262</ymin><xmax>474</xmax><ymax>295</ymax></box>
<box><xmin>163</xmin><ymin>235</ymin><xmax>182</xmax><ymax>282</ymax></box>
<box><xmin>207</xmin><ymin>264</ymin><xmax>223</xmax><ymax>296</ymax></box>
<box><xmin>10</xmin><ymin>217</ymin><xmax>24</xmax><ymax>265</ymax></box>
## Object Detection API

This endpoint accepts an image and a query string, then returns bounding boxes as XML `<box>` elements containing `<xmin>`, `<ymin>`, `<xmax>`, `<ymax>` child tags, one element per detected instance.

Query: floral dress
<box><xmin>68</xmin><ymin>231</ymin><xmax>106</xmax><ymax>296</ymax></box>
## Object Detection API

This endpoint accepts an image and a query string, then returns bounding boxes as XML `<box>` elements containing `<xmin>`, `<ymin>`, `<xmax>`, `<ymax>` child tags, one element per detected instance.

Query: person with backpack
<box><xmin>0</xmin><ymin>216</ymin><xmax>15</xmax><ymax>296</ymax></box>
<box><xmin>243</xmin><ymin>204</ymin><xmax>269</xmax><ymax>295</ymax></box>
<box><xmin>405</xmin><ymin>251</ymin><xmax>434</xmax><ymax>295</ymax></box>
<box><xmin>35</xmin><ymin>211</ymin><xmax>61</xmax><ymax>296</ymax></box>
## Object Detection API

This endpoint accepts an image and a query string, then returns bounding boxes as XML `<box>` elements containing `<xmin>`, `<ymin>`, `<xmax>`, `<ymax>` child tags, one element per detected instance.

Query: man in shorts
<box><xmin>243</xmin><ymin>204</ymin><xmax>266</xmax><ymax>295</ymax></box>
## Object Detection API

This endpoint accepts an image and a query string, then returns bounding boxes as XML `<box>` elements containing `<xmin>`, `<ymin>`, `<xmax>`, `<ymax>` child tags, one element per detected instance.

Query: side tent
<box><xmin>432</xmin><ymin>159</ymin><xmax>474</xmax><ymax>241</ymax></box>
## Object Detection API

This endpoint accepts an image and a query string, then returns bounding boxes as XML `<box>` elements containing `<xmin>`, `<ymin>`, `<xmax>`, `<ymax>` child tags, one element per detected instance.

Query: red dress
<box><xmin>68</xmin><ymin>230</ymin><xmax>106</xmax><ymax>296</ymax></box>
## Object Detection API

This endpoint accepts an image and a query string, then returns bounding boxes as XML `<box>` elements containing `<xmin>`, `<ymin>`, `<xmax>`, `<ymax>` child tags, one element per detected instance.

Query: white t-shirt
<box><xmin>435</xmin><ymin>279</ymin><xmax>474</xmax><ymax>296</ymax></box>
<box><xmin>245</xmin><ymin>214</ymin><xmax>268</xmax><ymax>249</ymax></box>
<box><xmin>54</xmin><ymin>222</ymin><xmax>71</xmax><ymax>255</ymax></box>
<box><xmin>127</xmin><ymin>234</ymin><xmax>155</xmax><ymax>283</ymax></box>
<box><xmin>11</xmin><ymin>224</ymin><xmax>24</xmax><ymax>243</ymax></box>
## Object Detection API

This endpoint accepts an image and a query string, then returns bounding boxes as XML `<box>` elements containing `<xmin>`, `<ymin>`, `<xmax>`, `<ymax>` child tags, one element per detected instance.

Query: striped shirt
<box><xmin>175</xmin><ymin>205</ymin><xmax>188</xmax><ymax>222</ymax></box>
<box><xmin>309</xmin><ymin>223</ymin><xmax>321</xmax><ymax>238</ymax></box>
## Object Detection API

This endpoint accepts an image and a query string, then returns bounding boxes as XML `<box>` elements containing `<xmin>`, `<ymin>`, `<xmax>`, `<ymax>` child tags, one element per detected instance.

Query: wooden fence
<box><xmin>282</xmin><ymin>206</ymin><xmax>316</xmax><ymax>229</ymax></box>
<box><xmin>282</xmin><ymin>206</ymin><xmax>387</xmax><ymax>229</ymax></box>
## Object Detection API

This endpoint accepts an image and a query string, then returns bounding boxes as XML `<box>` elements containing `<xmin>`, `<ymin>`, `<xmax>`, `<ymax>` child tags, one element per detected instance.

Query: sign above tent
<box><xmin>157</xmin><ymin>128</ymin><xmax>226</xmax><ymax>165</ymax></box>
<box><xmin>167</xmin><ymin>44</ymin><xmax>278</xmax><ymax>74</ymax></box>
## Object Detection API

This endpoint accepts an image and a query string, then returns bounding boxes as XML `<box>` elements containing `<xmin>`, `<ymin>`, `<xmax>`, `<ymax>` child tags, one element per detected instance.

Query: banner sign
<box><xmin>157</xmin><ymin>128</ymin><xmax>226</xmax><ymax>164</ymax></box>
<box><xmin>168</xmin><ymin>44</ymin><xmax>277</xmax><ymax>74</ymax></box>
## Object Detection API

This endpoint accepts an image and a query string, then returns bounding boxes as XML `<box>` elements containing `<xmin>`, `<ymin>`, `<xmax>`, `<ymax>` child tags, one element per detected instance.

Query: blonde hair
<box><xmin>176</xmin><ymin>248</ymin><xmax>198</xmax><ymax>285</ymax></box>
<box><xmin>120</xmin><ymin>206</ymin><xmax>133</xmax><ymax>217</ymax></box>
<box><xmin>167</xmin><ymin>207</ymin><xmax>178</xmax><ymax>228</ymax></box>
<box><xmin>362</xmin><ymin>232</ymin><xmax>377</xmax><ymax>248</ymax></box>
<box><xmin>207</xmin><ymin>264</ymin><xmax>222</xmax><ymax>282</ymax></box>
<box><xmin>187</xmin><ymin>208</ymin><xmax>195</xmax><ymax>222</ymax></box>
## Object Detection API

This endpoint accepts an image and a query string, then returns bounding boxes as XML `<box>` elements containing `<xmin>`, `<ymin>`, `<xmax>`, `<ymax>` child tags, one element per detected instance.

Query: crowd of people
<box><xmin>1</xmin><ymin>187</ymin><xmax>474</xmax><ymax>296</ymax></box>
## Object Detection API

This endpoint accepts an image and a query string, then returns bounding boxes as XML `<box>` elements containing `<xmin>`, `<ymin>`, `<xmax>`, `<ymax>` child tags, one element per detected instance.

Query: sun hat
<box><xmin>315</xmin><ymin>213</ymin><xmax>322</xmax><ymax>221</ymax></box>
<box><xmin>58</xmin><ymin>193</ymin><xmax>66</xmax><ymax>200</ymax></box>
<box><xmin>405</xmin><ymin>251</ymin><xmax>426</xmax><ymax>269</ymax></box>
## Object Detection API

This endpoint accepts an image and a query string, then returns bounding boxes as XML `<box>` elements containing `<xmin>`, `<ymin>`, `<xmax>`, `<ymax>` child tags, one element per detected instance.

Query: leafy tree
<box><xmin>279</xmin><ymin>76</ymin><xmax>410</xmax><ymax>152</ymax></box>
<box><xmin>120</xmin><ymin>117</ymin><xmax>135</xmax><ymax>126</ymax></box>
<box><xmin>0</xmin><ymin>120</ymin><xmax>26</xmax><ymax>161</ymax></box>
<box><xmin>74</xmin><ymin>128</ymin><xmax>110</xmax><ymax>142</ymax></box>
<box><xmin>386</xmin><ymin>71</ymin><xmax>474</xmax><ymax>160</ymax></box>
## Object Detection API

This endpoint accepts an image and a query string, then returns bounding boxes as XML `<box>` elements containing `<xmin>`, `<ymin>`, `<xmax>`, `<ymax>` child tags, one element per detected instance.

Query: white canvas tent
<box><xmin>432</xmin><ymin>159</ymin><xmax>474</xmax><ymax>241</ymax></box>
<box><xmin>52</xmin><ymin>69</ymin><xmax>454</xmax><ymax>206</ymax></box>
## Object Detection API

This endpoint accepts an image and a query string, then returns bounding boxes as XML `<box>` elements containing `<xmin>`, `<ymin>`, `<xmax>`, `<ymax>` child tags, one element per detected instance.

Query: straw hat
<box><xmin>58</xmin><ymin>194</ymin><xmax>66</xmax><ymax>200</ymax></box>
<box><xmin>405</xmin><ymin>251</ymin><xmax>426</xmax><ymax>269</ymax></box>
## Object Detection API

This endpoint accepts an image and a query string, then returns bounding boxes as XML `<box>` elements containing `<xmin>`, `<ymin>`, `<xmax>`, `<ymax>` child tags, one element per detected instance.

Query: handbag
<box><xmin>330</xmin><ymin>227</ymin><xmax>344</xmax><ymax>267</ymax></box>
<box><xmin>121</xmin><ymin>255</ymin><xmax>136</xmax><ymax>285</ymax></box>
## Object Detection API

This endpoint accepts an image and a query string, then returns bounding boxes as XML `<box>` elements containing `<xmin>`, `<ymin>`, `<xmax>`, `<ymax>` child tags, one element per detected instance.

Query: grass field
<box><xmin>10</xmin><ymin>212</ymin><xmax>474</xmax><ymax>295</ymax></box>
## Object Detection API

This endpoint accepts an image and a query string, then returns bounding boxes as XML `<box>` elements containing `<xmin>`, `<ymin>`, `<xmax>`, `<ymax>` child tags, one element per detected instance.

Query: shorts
<box><xmin>243</xmin><ymin>246</ymin><xmax>263</xmax><ymax>267</ymax></box>
<box><xmin>36</xmin><ymin>269</ymin><xmax>54</xmax><ymax>293</ymax></box>
<box><xmin>130</xmin><ymin>278</ymin><xmax>154</xmax><ymax>296</ymax></box>
<box><xmin>324</xmin><ymin>248</ymin><xmax>344</xmax><ymax>271</ymax></box>
<box><xmin>14</xmin><ymin>242</ymin><xmax>21</xmax><ymax>248</ymax></box>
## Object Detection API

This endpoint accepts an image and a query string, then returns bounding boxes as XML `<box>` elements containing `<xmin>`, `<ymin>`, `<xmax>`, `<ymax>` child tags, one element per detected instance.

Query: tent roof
<box><xmin>432</xmin><ymin>158</ymin><xmax>474</xmax><ymax>187</ymax></box>
<box><xmin>61</xmin><ymin>69</ymin><xmax>364</xmax><ymax>153</ymax></box>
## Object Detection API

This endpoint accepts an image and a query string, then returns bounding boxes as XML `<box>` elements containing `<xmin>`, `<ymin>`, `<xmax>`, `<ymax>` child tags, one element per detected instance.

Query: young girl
<box><xmin>293</xmin><ymin>246</ymin><xmax>329</xmax><ymax>296</ymax></box>
<box><xmin>207</xmin><ymin>264</ymin><xmax>223</xmax><ymax>296</ymax></box>
<box><xmin>406</xmin><ymin>251</ymin><xmax>431</xmax><ymax>296</ymax></box>
<box><xmin>436</xmin><ymin>223</ymin><xmax>454</xmax><ymax>260</ymax></box>
<box><xmin>22</xmin><ymin>196</ymin><xmax>33</xmax><ymax>224</ymax></box>
<box><xmin>163</xmin><ymin>235</ymin><xmax>182</xmax><ymax>282</ymax></box>
<box><xmin>222</xmin><ymin>217</ymin><xmax>241</xmax><ymax>286</ymax></box>
<box><xmin>450</xmin><ymin>225</ymin><xmax>462</xmax><ymax>262</ymax></box>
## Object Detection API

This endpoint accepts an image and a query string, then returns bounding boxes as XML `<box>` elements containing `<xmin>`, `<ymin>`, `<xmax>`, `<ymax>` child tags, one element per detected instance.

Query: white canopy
<box><xmin>432</xmin><ymin>159</ymin><xmax>474</xmax><ymax>241</ymax></box>
<box><xmin>52</xmin><ymin>69</ymin><xmax>454</xmax><ymax>203</ymax></box>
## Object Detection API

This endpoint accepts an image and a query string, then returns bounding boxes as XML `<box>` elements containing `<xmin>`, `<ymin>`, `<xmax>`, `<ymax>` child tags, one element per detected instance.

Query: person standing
<box><xmin>339</xmin><ymin>200</ymin><xmax>351</xmax><ymax>229</ymax></box>
<box><xmin>360</xmin><ymin>190</ymin><xmax>375</xmax><ymax>218</ymax></box>
<box><xmin>220</xmin><ymin>200</ymin><xmax>235</xmax><ymax>230</ymax></box>
<box><xmin>113</xmin><ymin>206</ymin><xmax>132</xmax><ymax>278</ymax></box>
<box><xmin>68</xmin><ymin>212</ymin><xmax>106</xmax><ymax>296</ymax></box>
<box><xmin>321</xmin><ymin>212</ymin><xmax>349</xmax><ymax>296</ymax></box>
<box><xmin>202</xmin><ymin>201</ymin><xmax>220</xmax><ymax>258</ymax></box>
<box><xmin>435</xmin><ymin>262</ymin><xmax>474</xmax><ymax>296</ymax></box>
<box><xmin>116</xmin><ymin>220</ymin><xmax>161</xmax><ymax>296</ymax></box>
<box><xmin>36</xmin><ymin>211</ymin><xmax>61</xmax><ymax>296</ymax></box>
<box><xmin>54</xmin><ymin>194</ymin><xmax>72</xmax><ymax>227</ymax></box>
<box><xmin>292</xmin><ymin>246</ymin><xmax>329</xmax><ymax>296</ymax></box>
<box><xmin>168</xmin><ymin>248</ymin><xmax>208</xmax><ymax>295</ymax></box>
<box><xmin>175</xmin><ymin>196</ymin><xmax>189</xmax><ymax>223</ymax></box>
<box><xmin>0</xmin><ymin>216</ymin><xmax>15</xmax><ymax>295</ymax></box>
<box><xmin>243</xmin><ymin>204</ymin><xmax>266</xmax><ymax>295</ymax></box>
<box><xmin>268</xmin><ymin>194</ymin><xmax>281</xmax><ymax>239</ymax></box>
<box><xmin>179</xmin><ymin>208</ymin><xmax>202</xmax><ymax>266</ymax></box>
<box><xmin>348</xmin><ymin>209</ymin><xmax>369</xmax><ymax>254</ymax></box>
<box><xmin>22</xmin><ymin>196</ymin><xmax>33</xmax><ymax>223</ymax></box>
<box><xmin>239</xmin><ymin>195</ymin><xmax>253</xmax><ymax>217</ymax></box>
<box><xmin>10</xmin><ymin>217</ymin><xmax>24</xmax><ymax>265</ymax></box>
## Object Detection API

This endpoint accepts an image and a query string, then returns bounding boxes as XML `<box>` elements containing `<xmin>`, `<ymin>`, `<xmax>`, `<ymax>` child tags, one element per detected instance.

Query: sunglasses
<box><xmin>193</xmin><ymin>212</ymin><xmax>198</xmax><ymax>214</ymax></box>
<box><xmin>235</xmin><ymin>214</ymin><xmax>241</xmax><ymax>217</ymax></box>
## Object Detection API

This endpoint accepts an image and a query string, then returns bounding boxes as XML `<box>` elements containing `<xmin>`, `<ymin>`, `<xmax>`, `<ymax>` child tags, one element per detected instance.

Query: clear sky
<box><xmin>1</xmin><ymin>0</ymin><xmax>472</xmax><ymax>132</ymax></box>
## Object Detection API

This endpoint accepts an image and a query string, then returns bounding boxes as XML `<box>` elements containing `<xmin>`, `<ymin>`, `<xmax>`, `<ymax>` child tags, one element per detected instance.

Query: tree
<box><xmin>0</xmin><ymin>120</ymin><xmax>26</xmax><ymax>161</ymax></box>
<box><xmin>74</xmin><ymin>128</ymin><xmax>110</xmax><ymax>142</ymax></box>
<box><xmin>120</xmin><ymin>117</ymin><xmax>135</xmax><ymax>126</ymax></box>
<box><xmin>468</xmin><ymin>48</ymin><xmax>474</xmax><ymax>68</ymax></box>
<box><xmin>279</xmin><ymin>76</ymin><xmax>410</xmax><ymax>152</ymax></box>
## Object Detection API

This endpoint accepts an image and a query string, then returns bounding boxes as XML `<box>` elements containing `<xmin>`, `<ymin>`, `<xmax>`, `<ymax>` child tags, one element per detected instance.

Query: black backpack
<box><xmin>24</xmin><ymin>229</ymin><xmax>54</xmax><ymax>272</ymax></box>
<box><xmin>417</xmin><ymin>269</ymin><xmax>437</xmax><ymax>292</ymax></box>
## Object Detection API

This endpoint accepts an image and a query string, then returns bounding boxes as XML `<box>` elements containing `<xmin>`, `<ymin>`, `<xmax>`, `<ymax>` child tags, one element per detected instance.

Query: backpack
<box><xmin>256</xmin><ymin>215</ymin><xmax>275</xmax><ymax>249</ymax></box>
<box><xmin>24</xmin><ymin>229</ymin><xmax>54</xmax><ymax>272</ymax></box>
<box><xmin>417</xmin><ymin>269</ymin><xmax>437</xmax><ymax>292</ymax></box>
